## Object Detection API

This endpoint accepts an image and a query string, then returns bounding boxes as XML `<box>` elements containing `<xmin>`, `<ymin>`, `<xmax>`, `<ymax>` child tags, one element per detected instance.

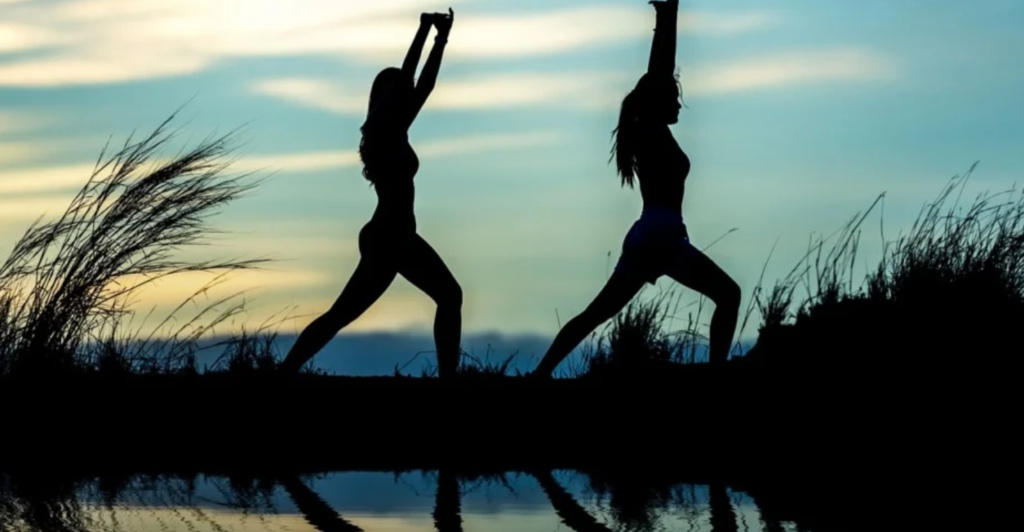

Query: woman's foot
<box><xmin>276</xmin><ymin>359</ymin><xmax>302</xmax><ymax>375</ymax></box>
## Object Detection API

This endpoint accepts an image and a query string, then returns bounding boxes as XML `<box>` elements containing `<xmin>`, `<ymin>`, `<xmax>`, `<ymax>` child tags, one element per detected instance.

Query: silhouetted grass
<box><xmin>568</xmin><ymin>287</ymin><xmax>709</xmax><ymax>379</ymax></box>
<box><xmin>559</xmin><ymin>162</ymin><xmax>1021</xmax><ymax>379</ymax></box>
<box><xmin>0</xmin><ymin>110</ymin><xmax>1010</xmax><ymax>387</ymax></box>
<box><xmin>0</xmin><ymin>111</ymin><xmax>290</xmax><ymax>378</ymax></box>
<box><xmin>393</xmin><ymin>344</ymin><xmax>525</xmax><ymax>378</ymax></box>
<box><xmin>204</xmin><ymin>310</ymin><xmax>328</xmax><ymax>376</ymax></box>
<box><xmin>747</xmin><ymin>162</ymin><xmax>1024</xmax><ymax>372</ymax></box>
<box><xmin>563</xmin><ymin>248</ymin><xmax>763</xmax><ymax>380</ymax></box>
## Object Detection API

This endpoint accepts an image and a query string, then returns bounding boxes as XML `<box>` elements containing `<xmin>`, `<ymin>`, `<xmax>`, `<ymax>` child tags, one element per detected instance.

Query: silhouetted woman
<box><xmin>279</xmin><ymin>9</ymin><xmax>463</xmax><ymax>378</ymax></box>
<box><xmin>530</xmin><ymin>0</ymin><xmax>740</xmax><ymax>377</ymax></box>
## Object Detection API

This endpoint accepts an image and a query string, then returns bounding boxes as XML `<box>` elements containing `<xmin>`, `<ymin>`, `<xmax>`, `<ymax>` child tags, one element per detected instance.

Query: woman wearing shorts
<box><xmin>529</xmin><ymin>0</ymin><xmax>741</xmax><ymax>377</ymax></box>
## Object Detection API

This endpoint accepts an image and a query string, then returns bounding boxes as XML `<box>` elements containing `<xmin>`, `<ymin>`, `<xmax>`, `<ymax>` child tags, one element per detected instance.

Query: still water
<box><xmin>1</xmin><ymin>470</ymin><xmax>807</xmax><ymax>532</ymax></box>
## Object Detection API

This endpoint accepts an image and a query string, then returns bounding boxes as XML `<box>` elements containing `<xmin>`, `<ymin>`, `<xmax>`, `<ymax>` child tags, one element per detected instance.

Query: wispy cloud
<box><xmin>231</xmin><ymin>129</ymin><xmax>565</xmax><ymax>174</ymax></box>
<box><xmin>0</xmin><ymin>140</ymin><xmax>66</xmax><ymax>166</ymax></box>
<box><xmin>114</xmin><ymin>268</ymin><xmax>333</xmax><ymax>308</ymax></box>
<box><xmin>416</xmin><ymin>129</ymin><xmax>566</xmax><ymax>157</ymax></box>
<box><xmin>249</xmin><ymin>79</ymin><xmax>369</xmax><ymax>115</ymax></box>
<box><xmin>0</xmin><ymin>22</ymin><xmax>61</xmax><ymax>53</ymax></box>
<box><xmin>426</xmin><ymin>7</ymin><xmax>780</xmax><ymax>60</ymax></box>
<box><xmin>252</xmin><ymin>45</ymin><xmax>895</xmax><ymax>116</ymax></box>
<box><xmin>0</xmin><ymin>194</ymin><xmax>76</xmax><ymax>221</ymax></box>
<box><xmin>424</xmin><ymin>72</ymin><xmax>629</xmax><ymax>110</ymax></box>
<box><xmin>687</xmin><ymin>47</ymin><xmax>897</xmax><ymax>95</ymax></box>
<box><xmin>0</xmin><ymin>1</ymin><xmax>778</xmax><ymax>87</ymax></box>
<box><xmin>0</xmin><ymin>0</ymin><xmax>458</xmax><ymax>86</ymax></box>
<box><xmin>250</xmin><ymin>71</ymin><xmax>629</xmax><ymax>114</ymax></box>
<box><xmin>0</xmin><ymin>129</ymin><xmax>564</xmax><ymax>202</ymax></box>
<box><xmin>0</xmin><ymin>163</ymin><xmax>97</xmax><ymax>194</ymax></box>
<box><xmin>232</xmin><ymin>150</ymin><xmax>362</xmax><ymax>174</ymax></box>
<box><xmin>0</xmin><ymin>110</ymin><xmax>59</xmax><ymax>137</ymax></box>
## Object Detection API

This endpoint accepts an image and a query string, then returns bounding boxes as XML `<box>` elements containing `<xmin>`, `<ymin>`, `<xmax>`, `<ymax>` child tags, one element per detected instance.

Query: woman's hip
<box><xmin>359</xmin><ymin>220</ymin><xmax>417</xmax><ymax>258</ymax></box>
<box><xmin>622</xmin><ymin>212</ymin><xmax>689</xmax><ymax>251</ymax></box>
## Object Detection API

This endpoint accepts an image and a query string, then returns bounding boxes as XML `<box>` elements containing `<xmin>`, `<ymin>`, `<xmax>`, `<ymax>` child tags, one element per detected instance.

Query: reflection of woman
<box><xmin>281</xmin><ymin>471</ymin><xmax>463</xmax><ymax>532</ymax></box>
<box><xmin>530</xmin><ymin>470</ymin><xmax>614</xmax><ymax>532</ymax></box>
<box><xmin>279</xmin><ymin>476</ymin><xmax>363</xmax><ymax>532</ymax></box>
<box><xmin>278</xmin><ymin>9</ymin><xmax>463</xmax><ymax>378</ymax></box>
<box><xmin>530</xmin><ymin>0</ymin><xmax>740</xmax><ymax>377</ymax></box>
<box><xmin>432</xmin><ymin>469</ymin><xmax>463</xmax><ymax>532</ymax></box>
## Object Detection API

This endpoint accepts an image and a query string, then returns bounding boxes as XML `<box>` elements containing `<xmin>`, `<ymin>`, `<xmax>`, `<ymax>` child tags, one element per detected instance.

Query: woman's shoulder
<box><xmin>636</xmin><ymin>124</ymin><xmax>671</xmax><ymax>150</ymax></box>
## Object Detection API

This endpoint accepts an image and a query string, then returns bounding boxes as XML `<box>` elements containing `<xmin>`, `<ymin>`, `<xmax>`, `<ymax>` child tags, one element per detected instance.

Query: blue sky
<box><xmin>2</xmin><ymin>0</ymin><xmax>1023</xmax><ymax>361</ymax></box>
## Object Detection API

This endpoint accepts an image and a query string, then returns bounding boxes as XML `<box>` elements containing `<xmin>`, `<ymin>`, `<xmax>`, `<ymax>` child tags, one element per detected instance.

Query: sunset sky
<box><xmin>2</xmin><ymin>0</ymin><xmax>1023</xmax><ymax>368</ymax></box>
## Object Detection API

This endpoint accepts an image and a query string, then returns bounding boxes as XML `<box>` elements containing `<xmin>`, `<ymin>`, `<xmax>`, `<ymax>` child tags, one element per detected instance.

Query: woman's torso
<box><xmin>366</xmin><ymin>135</ymin><xmax>419</xmax><ymax>232</ymax></box>
<box><xmin>634</xmin><ymin>124</ymin><xmax>690</xmax><ymax>215</ymax></box>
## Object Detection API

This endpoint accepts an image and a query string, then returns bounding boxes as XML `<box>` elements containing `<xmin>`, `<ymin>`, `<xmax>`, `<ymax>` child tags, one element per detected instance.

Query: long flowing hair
<box><xmin>359</xmin><ymin>67</ymin><xmax>411</xmax><ymax>185</ymax></box>
<box><xmin>609</xmin><ymin>73</ymin><xmax>684</xmax><ymax>188</ymax></box>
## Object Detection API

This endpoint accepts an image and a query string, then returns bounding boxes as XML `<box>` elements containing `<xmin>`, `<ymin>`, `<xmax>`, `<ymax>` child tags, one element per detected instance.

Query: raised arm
<box><xmin>647</xmin><ymin>0</ymin><xmax>678</xmax><ymax>77</ymax></box>
<box><xmin>410</xmin><ymin>8</ymin><xmax>454</xmax><ymax>121</ymax></box>
<box><xmin>402</xmin><ymin>14</ymin><xmax>433</xmax><ymax>79</ymax></box>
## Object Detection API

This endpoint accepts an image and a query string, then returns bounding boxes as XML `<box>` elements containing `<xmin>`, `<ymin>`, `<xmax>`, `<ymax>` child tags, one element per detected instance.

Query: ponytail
<box><xmin>610</xmin><ymin>90</ymin><xmax>640</xmax><ymax>188</ymax></box>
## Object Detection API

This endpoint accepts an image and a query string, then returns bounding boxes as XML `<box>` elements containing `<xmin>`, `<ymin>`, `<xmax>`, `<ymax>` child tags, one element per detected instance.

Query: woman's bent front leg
<box><xmin>665</xmin><ymin>245</ymin><xmax>741</xmax><ymax>366</ymax></box>
<box><xmin>397</xmin><ymin>234</ymin><xmax>463</xmax><ymax>378</ymax></box>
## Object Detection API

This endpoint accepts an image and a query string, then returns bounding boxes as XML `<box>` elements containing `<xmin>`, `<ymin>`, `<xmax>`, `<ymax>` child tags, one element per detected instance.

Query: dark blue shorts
<box><xmin>614</xmin><ymin>208</ymin><xmax>699</xmax><ymax>285</ymax></box>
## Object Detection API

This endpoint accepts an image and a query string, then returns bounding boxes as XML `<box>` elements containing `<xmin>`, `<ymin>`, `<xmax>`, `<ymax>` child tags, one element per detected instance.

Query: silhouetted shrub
<box><xmin>750</xmin><ymin>162</ymin><xmax>1024</xmax><ymax>371</ymax></box>
<box><xmin>0</xmin><ymin>111</ymin><xmax>271</xmax><ymax>377</ymax></box>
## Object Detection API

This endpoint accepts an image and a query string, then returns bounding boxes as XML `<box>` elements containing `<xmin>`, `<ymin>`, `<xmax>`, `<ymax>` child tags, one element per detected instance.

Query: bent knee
<box><xmin>715</xmin><ymin>279</ymin><xmax>741</xmax><ymax>309</ymax></box>
<box><xmin>437</xmin><ymin>282</ymin><xmax>463</xmax><ymax>308</ymax></box>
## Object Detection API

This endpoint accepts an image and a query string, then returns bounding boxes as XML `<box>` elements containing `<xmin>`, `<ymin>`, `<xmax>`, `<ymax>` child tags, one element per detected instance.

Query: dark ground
<box><xmin>0</xmin><ymin>363</ymin><xmax>1012</xmax><ymax>531</ymax></box>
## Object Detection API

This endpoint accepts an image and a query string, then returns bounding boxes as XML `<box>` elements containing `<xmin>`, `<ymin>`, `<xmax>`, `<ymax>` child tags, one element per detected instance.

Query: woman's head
<box><xmin>362</xmin><ymin>67</ymin><xmax>414</xmax><ymax>133</ymax></box>
<box><xmin>359</xmin><ymin>67</ymin><xmax>414</xmax><ymax>183</ymax></box>
<box><xmin>610</xmin><ymin>72</ymin><xmax>684</xmax><ymax>187</ymax></box>
<box><xmin>637</xmin><ymin>73</ymin><xmax>683</xmax><ymax>125</ymax></box>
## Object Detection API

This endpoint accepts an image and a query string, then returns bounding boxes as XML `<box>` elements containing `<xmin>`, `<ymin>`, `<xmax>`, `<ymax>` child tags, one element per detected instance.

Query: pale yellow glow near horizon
<box><xmin>74</xmin><ymin>503</ymin><xmax>573</xmax><ymax>532</ymax></box>
<box><xmin>69</xmin><ymin>489</ymin><xmax>766</xmax><ymax>531</ymax></box>
<box><xmin>0</xmin><ymin>236</ymin><xmax>452</xmax><ymax>338</ymax></box>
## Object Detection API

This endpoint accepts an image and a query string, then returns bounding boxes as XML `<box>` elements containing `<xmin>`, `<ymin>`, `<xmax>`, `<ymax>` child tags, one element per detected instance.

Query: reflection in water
<box><xmin>279</xmin><ymin>469</ymin><xmax>463</xmax><ymax>532</ymax></box>
<box><xmin>0</xmin><ymin>469</ymin><xmax>812</xmax><ymax>532</ymax></box>
<box><xmin>279</xmin><ymin>475</ymin><xmax>364</xmax><ymax>532</ymax></box>
<box><xmin>751</xmin><ymin>491</ymin><xmax>787</xmax><ymax>532</ymax></box>
<box><xmin>585</xmin><ymin>469</ymin><xmax>697</xmax><ymax>532</ymax></box>
<box><xmin>709</xmin><ymin>482</ymin><xmax>739</xmax><ymax>532</ymax></box>
<box><xmin>530</xmin><ymin>470</ymin><xmax>613</xmax><ymax>532</ymax></box>
<box><xmin>432</xmin><ymin>469</ymin><xmax>463</xmax><ymax>532</ymax></box>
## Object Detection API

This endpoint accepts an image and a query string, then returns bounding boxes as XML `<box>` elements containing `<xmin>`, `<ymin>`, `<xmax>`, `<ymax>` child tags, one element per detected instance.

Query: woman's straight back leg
<box><xmin>531</xmin><ymin>269</ymin><xmax>647</xmax><ymax>377</ymax></box>
<box><xmin>279</xmin><ymin>255</ymin><xmax>397</xmax><ymax>373</ymax></box>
